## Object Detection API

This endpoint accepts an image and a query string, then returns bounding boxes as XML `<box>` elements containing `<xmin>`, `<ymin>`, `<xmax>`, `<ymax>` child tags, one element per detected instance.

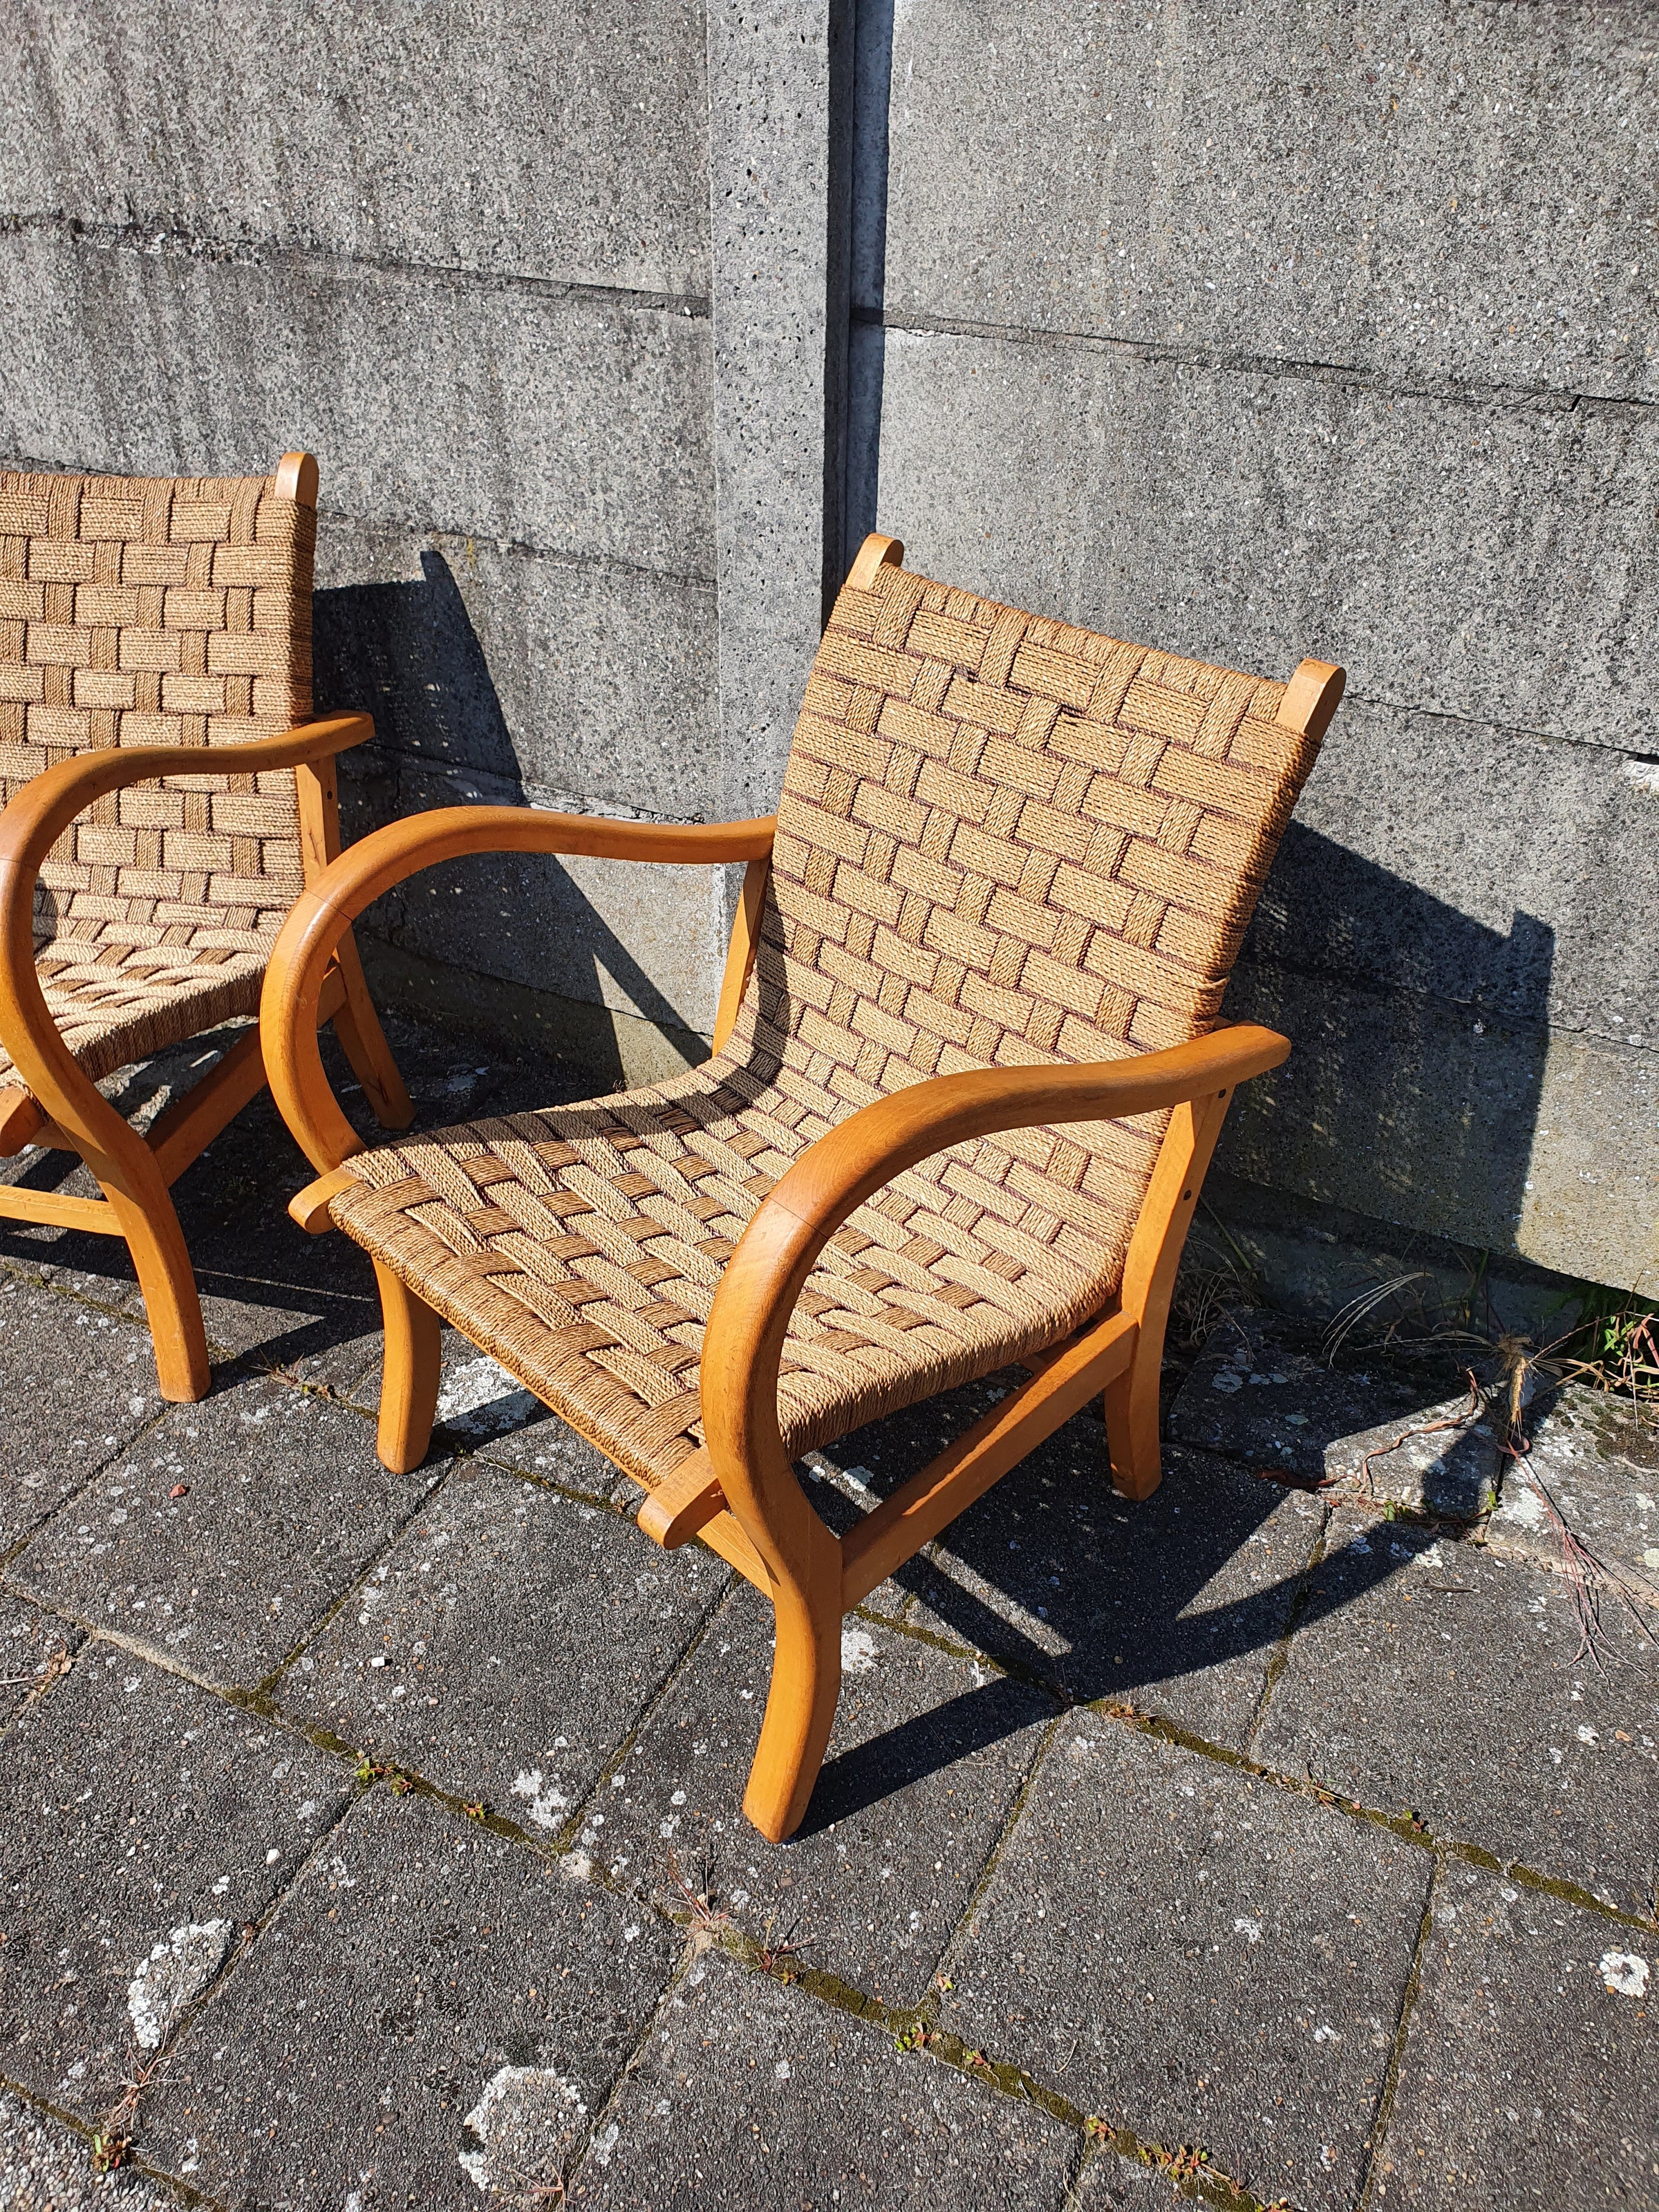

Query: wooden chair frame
<box><xmin>261</xmin><ymin>534</ymin><xmax>1343</xmax><ymax>1841</ymax></box>
<box><xmin>0</xmin><ymin>458</ymin><xmax>412</xmax><ymax>1401</ymax></box>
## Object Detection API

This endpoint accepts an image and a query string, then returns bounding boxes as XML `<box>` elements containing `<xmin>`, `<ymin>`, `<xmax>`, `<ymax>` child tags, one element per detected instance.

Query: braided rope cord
<box><xmin>0</xmin><ymin>469</ymin><xmax>314</xmax><ymax>1085</ymax></box>
<box><xmin>330</xmin><ymin>561</ymin><xmax>1321</xmax><ymax>1486</ymax></box>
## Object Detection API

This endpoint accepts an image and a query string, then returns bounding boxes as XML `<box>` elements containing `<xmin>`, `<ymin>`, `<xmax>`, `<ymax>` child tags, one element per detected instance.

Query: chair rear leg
<box><xmin>106</xmin><ymin>1183</ymin><xmax>211</xmax><ymax>1402</ymax></box>
<box><xmin>329</xmin><ymin>932</ymin><xmax>414</xmax><ymax>1130</ymax></box>
<box><xmin>743</xmin><ymin>1580</ymin><xmax>843</xmax><ymax>1844</ymax></box>
<box><xmin>1103</xmin><ymin>1327</ymin><xmax>1163</xmax><ymax>1501</ymax></box>
<box><xmin>373</xmin><ymin>1260</ymin><xmax>441</xmax><ymax>1472</ymax></box>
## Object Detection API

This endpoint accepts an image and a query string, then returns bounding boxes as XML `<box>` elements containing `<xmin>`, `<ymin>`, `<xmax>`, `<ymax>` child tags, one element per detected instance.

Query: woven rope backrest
<box><xmin>0</xmin><ymin>469</ymin><xmax>314</xmax><ymax>953</ymax></box>
<box><xmin>743</xmin><ymin>559</ymin><xmax>1320</xmax><ymax>1246</ymax></box>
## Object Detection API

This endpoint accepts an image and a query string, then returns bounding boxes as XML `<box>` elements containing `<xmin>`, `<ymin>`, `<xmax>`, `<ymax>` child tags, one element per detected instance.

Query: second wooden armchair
<box><xmin>261</xmin><ymin>535</ymin><xmax>1342</xmax><ymax>1841</ymax></box>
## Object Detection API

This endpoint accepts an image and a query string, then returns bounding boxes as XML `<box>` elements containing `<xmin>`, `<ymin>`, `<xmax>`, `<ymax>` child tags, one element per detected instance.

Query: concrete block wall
<box><xmin>3</xmin><ymin>0</ymin><xmax>1654</xmax><ymax>1296</ymax></box>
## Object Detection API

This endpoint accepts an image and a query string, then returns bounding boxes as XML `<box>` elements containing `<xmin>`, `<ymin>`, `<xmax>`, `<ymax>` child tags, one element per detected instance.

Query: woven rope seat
<box><xmin>0</xmin><ymin>469</ymin><xmax>311</xmax><ymax>1089</ymax></box>
<box><xmin>324</xmin><ymin>554</ymin><xmax>1316</xmax><ymax>1492</ymax></box>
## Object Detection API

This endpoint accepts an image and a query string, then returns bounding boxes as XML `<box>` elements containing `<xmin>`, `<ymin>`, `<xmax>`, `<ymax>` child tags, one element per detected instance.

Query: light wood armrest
<box><xmin>696</xmin><ymin>1025</ymin><xmax>1290</xmax><ymax>1593</ymax></box>
<box><xmin>261</xmin><ymin>803</ymin><xmax>778</xmax><ymax>1174</ymax></box>
<box><xmin>0</xmin><ymin>716</ymin><xmax>376</xmax><ymax>1141</ymax></box>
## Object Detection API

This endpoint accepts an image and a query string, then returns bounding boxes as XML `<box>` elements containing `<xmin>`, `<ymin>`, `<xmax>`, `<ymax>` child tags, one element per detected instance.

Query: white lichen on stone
<box><xmin>840</xmin><ymin>1624</ymin><xmax>877</xmax><ymax>1673</ymax></box>
<box><xmin>1600</xmin><ymin>1951</ymin><xmax>1649</xmax><ymax>1998</ymax></box>
<box><xmin>511</xmin><ymin>1768</ymin><xmax>570</xmax><ymax>1829</ymax></box>
<box><xmin>126</xmin><ymin>1920</ymin><xmax>234</xmax><ymax>2049</ymax></box>
<box><xmin>458</xmin><ymin>2065</ymin><xmax>587</xmax><ymax>2193</ymax></box>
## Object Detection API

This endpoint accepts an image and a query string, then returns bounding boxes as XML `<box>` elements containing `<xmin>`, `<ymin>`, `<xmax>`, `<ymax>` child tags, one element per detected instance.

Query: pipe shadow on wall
<box><xmin>312</xmin><ymin>549</ymin><xmax>704</xmax><ymax>1089</ymax></box>
<box><xmin>1221</xmin><ymin>823</ymin><xmax>1554</xmax><ymax>1259</ymax></box>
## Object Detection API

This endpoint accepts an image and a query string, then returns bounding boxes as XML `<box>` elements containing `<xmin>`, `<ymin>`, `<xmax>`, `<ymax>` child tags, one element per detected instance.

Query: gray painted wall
<box><xmin>3</xmin><ymin>0</ymin><xmax>1654</xmax><ymax>1295</ymax></box>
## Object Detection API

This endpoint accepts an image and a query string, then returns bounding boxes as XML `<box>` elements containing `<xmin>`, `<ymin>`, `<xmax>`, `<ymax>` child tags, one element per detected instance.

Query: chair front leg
<box><xmin>104</xmin><ymin>1173</ymin><xmax>211</xmax><ymax>1403</ymax></box>
<box><xmin>373</xmin><ymin>1261</ymin><xmax>442</xmax><ymax>1472</ymax></box>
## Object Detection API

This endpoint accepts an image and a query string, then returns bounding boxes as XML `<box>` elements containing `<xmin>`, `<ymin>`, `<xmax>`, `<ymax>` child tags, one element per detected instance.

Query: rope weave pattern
<box><xmin>0</xmin><ymin>470</ymin><xmax>312</xmax><ymax>1085</ymax></box>
<box><xmin>332</xmin><ymin>561</ymin><xmax>1321</xmax><ymax>1485</ymax></box>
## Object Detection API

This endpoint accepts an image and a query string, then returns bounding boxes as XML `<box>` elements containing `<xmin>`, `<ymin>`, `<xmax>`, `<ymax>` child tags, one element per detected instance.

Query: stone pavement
<box><xmin>0</xmin><ymin>1015</ymin><xmax>1655</xmax><ymax>2211</ymax></box>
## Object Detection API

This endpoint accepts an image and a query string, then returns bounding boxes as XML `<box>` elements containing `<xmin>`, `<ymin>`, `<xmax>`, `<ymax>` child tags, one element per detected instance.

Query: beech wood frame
<box><xmin>0</xmin><ymin>456</ymin><xmax>412</xmax><ymax>1403</ymax></box>
<box><xmin>261</xmin><ymin>534</ymin><xmax>1342</xmax><ymax>1841</ymax></box>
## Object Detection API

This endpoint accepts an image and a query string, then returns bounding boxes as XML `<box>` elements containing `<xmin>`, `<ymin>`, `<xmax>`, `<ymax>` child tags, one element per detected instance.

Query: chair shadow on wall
<box><xmin>313</xmin><ymin>546</ymin><xmax>704</xmax><ymax>1092</ymax></box>
<box><xmin>1219</xmin><ymin>823</ymin><xmax>1555</xmax><ymax>1282</ymax></box>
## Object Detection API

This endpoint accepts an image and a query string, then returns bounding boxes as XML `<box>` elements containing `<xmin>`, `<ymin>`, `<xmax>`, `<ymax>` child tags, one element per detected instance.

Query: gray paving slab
<box><xmin>1170</xmin><ymin>1315</ymin><xmax>1497</xmax><ymax>1519</ymax></box>
<box><xmin>142</xmin><ymin>1787</ymin><xmax>677</xmax><ymax>2209</ymax></box>
<box><xmin>0</xmin><ymin>1594</ymin><xmax>81</xmax><ymax>1727</ymax></box>
<box><xmin>0</xmin><ymin>1649</ymin><xmax>350</xmax><ymax>2124</ymax></box>
<box><xmin>277</xmin><ymin>1463</ymin><xmax>729</xmax><ymax>1823</ymax></box>
<box><xmin>565</xmin><ymin>1949</ymin><xmax>1077</xmax><ymax>2210</ymax></box>
<box><xmin>1256</xmin><ymin>1508</ymin><xmax>1659</xmax><ymax>1917</ymax></box>
<box><xmin>1070</xmin><ymin>2147</ymin><xmax>1185</xmax><ymax>2207</ymax></box>
<box><xmin>0</xmin><ymin>1280</ymin><xmax>162</xmax><ymax>1555</ymax></box>
<box><xmin>8</xmin><ymin>1370</ymin><xmax>444</xmax><ymax>1691</ymax></box>
<box><xmin>1374</xmin><ymin>1862</ymin><xmax>1659</xmax><ymax>2210</ymax></box>
<box><xmin>939</xmin><ymin>1712</ymin><xmax>1432</xmax><ymax>2212</ymax></box>
<box><xmin>0</xmin><ymin>2086</ymin><xmax>179</xmax><ymax>2210</ymax></box>
<box><xmin>433</xmin><ymin>1345</ymin><xmax>622</xmax><ymax>1501</ymax></box>
<box><xmin>595</xmin><ymin>1585</ymin><xmax>1056</xmax><ymax>2007</ymax></box>
<box><xmin>901</xmin><ymin>1434</ymin><xmax>1324</xmax><ymax>1748</ymax></box>
<box><xmin>1487</xmin><ymin>1382</ymin><xmax>1659</xmax><ymax>1597</ymax></box>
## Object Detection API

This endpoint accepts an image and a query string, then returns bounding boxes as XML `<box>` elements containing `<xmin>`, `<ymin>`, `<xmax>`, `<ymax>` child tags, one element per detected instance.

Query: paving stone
<box><xmin>0</xmin><ymin>1651</ymin><xmax>349</xmax><ymax>2123</ymax></box>
<box><xmin>901</xmin><ymin>1434</ymin><xmax>1325</xmax><ymax>1749</ymax></box>
<box><xmin>1374</xmin><ymin>1862</ymin><xmax>1659</xmax><ymax>2209</ymax></box>
<box><xmin>1070</xmin><ymin>2148</ymin><xmax>1184</xmax><ymax>2207</ymax></box>
<box><xmin>279</xmin><ymin>1463</ymin><xmax>729</xmax><ymax>1822</ymax></box>
<box><xmin>1169</xmin><ymin>1314</ymin><xmax>1499</xmax><ymax>1519</ymax></box>
<box><xmin>1486</xmin><ymin>1382</ymin><xmax>1659</xmax><ymax>1597</ymax></box>
<box><xmin>433</xmin><ymin>1345</ymin><xmax>621</xmax><ymax>1501</ymax></box>
<box><xmin>596</xmin><ymin>1584</ymin><xmax>1055</xmax><ymax>2007</ymax></box>
<box><xmin>0</xmin><ymin>1595</ymin><xmax>81</xmax><ymax>1727</ymax></box>
<box><xmin>939</xmin><ymin>1713</ymin><xmax>1432</xmax><ymax>2212</ymax></box>
<box><xmin>9</xmin><ymin>1371</ymin><xmax>444</xmax><ymax>1691</ymax></box>
<box><xmin>1256</xmin><ymin>1509</ymin><xmax>1659</xmax><ymax>1918</ymax></box>
<box><xmin>0</xmin><ymin>1280</ymin><xmax>162</xmax><ymax>1555</ymax></box>
<box><xmin>567</xmin><ymin>1949</ymin><xmax>1077</xmax><ymax>2209</ymax></box>
<box><xmin>143</xmin><ymin>1787</ymin><xmax>676</xmax><ymax>2209</ymax></box>
<box><xmin>0</xmin><ymin>2085</ymin><xmax>178</xmax><ymax>2210</ymax></box>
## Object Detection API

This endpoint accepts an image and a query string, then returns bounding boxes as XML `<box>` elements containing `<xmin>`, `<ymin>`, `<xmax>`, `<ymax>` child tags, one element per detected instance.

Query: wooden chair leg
<box><xmin>328</xmin><ymin>932</ymin><xmax>414</xmax><ymax>1131</ymax></box>
<box><xmin>373</xmin><ymin>1260</ymin><xmax>441</xmax><ymax>1472</ymax></box>
<box><xmin>1103</xmin><ymin>1328</ymin><xmax>1163</xmax><ymax>1501</ymax></box>
<box><xmin>742</xmin><ymin>1580</ymin><xmax>844</xmax><ymax>1844</ymax></box>
<box><xmin>104</xmin><ymin>1181</ymin><xmax>212</xmax><ymax>1403</ymax></box>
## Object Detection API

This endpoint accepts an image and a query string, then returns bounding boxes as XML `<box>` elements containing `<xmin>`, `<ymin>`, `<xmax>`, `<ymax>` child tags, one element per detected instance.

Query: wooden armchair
<box><xmin>0</xmin><ymin>455</ymin><xmax>411</xmax><ymax>1400</ymax></box>
<box><xmin>262</xmin><ymin>535</ymin><xmax>1342</xmax><ymax>1840</ymax></box>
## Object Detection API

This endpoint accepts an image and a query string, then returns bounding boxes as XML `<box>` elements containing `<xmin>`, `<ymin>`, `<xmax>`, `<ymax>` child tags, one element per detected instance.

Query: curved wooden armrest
<box><xmin>697</xmin><ymin>1024</ymin><xmax>1290</xmax><ymax>1590</ymax></box>
<box><xmin>0</xmin><ymin>715</ymin><xmax>375</xmax><ymax>1138</ymax></box>
<box><xmin>261</xmin><ymin>803</ymin><xmax>778</xmax><ymax>1174</ymax></box>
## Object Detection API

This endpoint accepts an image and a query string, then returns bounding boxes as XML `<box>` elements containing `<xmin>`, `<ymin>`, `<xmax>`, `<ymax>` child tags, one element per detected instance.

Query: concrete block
<box><xmin>577</xmin><ymin>1952</ymin><xmax>1078</xmax><ymax>2209</ymax></box>
<box><xmin>940</xmin><ymin>1713</ymin><xmax>1432</xmax><ymax>2212</ymax></box>
<box><xmin>144</xmin><ymin>1789</ymin><xmax>676</xmax><ymax>2206</ymax></box>
<box><xmin>868</xmin><ymin>0</ymin><xmax>1659</xmax><ymax>400</ymax></box>
<box><xmin>315</xmin><ymin>521</ymin><xmax>720</xmax><ymax>821</ymax></box>
<box><xmin>359</xmin><ymin>939</ymin><xmax>712</xmax><ymax>1090</ymax></box>
<box><xmin>0</xmin><ymin>1653</ymin><xmax>350</xmax><ymax>2122</ymax></box>
<box><xmin>1377</xmin><ymin>1862</ymin><xmax>1659</xmax><ymax>2209</ymax></box>
<box><xmin>341</xmin><ymin>755</ymin><xmax>725</xmax><ymax>1044</ymax></box>
<box><xmin>0</xmin><ymin>223</ymin><xmax>713</xmax><ymax>574</ymax></box>
<box><xmin>857</xmin><ymin>324</ymin><xmax>1659</xmax><ymax>751</ymax></box>
<box><xmin>1220</xmin><ymin>957</ymin><xmax>1658</xmax><ymax>1293</ymax></box>
<box><xmin>2</xmin><ymin>0</ymin><xmax>710</xmax><ymax>296</ymax></box>
<box><xmin>11</xmin><ymin>1370</ymin><xmax>445</xmax><ymax>1689</ymax></box>
<box><xmin>278</xmin><ymin>1463</ymin><xmax>728</xmax><ymax>1820</ymax></box>
<box><xmin>1255</xmin><ymin>1508</ymin><xmax>1659</xmax><ymax>1917</ymax></box>
<box><xmin>1265</xmin><ymin>700</ymin><xmax>1659</xmax><ymax>1051</ymax></box>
